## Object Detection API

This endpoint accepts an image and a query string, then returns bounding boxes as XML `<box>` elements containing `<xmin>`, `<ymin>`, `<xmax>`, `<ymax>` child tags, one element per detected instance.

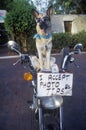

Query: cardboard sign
<box><xmin>37</xmin><ymin>73</ymin><xmax>73</xmax><ymax>97</ymax></box>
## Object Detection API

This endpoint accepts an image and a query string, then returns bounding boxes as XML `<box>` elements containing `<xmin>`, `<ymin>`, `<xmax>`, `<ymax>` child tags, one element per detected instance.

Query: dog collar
<box><xmin>33</xmin><ymin>33</ymin><xmax>52</xmax><ymax>39</ymax></box>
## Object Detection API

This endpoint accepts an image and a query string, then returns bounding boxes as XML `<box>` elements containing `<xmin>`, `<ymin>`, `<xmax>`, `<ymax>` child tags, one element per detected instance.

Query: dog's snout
<box><xmin>39</xmin><ymin>21</ymin><xmax>48</xmax><ymax>30</ymax></box>
<box><xmin>35</xmin><ymin>17</ymin><xmax>49</xmax><ymax>31</ymax></box>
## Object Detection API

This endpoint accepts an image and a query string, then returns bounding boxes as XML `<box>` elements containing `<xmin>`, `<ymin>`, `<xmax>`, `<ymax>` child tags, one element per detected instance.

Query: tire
<box><xmin>46</xmin><ymin>124</ymin><xmax>56</xmax><ymax>130</ymax></box>
<box><xmin>43</xmin><ymin>109</ymin><xmax>61</xmax><ymax>130</ymax></box>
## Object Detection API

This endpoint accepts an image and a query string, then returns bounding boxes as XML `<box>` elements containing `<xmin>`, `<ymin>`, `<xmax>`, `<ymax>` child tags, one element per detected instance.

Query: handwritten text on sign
<box><xmin>37</xmin><ymin>73</ymin><xmax>73</xmax><ymax>97</ymax></box>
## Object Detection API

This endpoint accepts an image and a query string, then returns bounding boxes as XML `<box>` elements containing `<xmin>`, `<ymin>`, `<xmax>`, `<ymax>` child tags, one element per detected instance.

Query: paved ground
<box><xmin>0</xmin><ymin>46</ymin><xmax>86</xmax><ymax>130</ymax></box>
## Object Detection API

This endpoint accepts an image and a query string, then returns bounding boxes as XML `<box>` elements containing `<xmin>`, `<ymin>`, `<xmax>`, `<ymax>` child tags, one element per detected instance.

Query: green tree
<box><xmin>53</xmin><ymin>0</ymin><xmax>86</xmax><ymax>14</ymax></box>
<box><xmin>0</xmin><ymin>0</ymin><xmax>13</xmax><ymax>10</ymax></box>
<box><xmin>5</xmin><ymin>0</ymin><xmax>36</xmax><ymax>52</ymax></box>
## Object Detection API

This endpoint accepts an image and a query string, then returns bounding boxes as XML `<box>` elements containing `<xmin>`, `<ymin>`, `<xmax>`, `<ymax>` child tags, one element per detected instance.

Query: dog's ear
<box><xmin>46</xmin><ymin>5</ymin><xmax>53</xmax><ymax>16</ymax></box>
<box><xmin>32</xmin><ymin>9</ymin><xmax>39</xmax><ymax>18</ymax></box>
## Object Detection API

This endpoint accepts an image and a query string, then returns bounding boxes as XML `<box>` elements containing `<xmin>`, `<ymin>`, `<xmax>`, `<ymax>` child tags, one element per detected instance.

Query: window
<box><xmin>64</xmin><ymin>21</ymin><xmax>72</xmax><ymax>33</ymax></box>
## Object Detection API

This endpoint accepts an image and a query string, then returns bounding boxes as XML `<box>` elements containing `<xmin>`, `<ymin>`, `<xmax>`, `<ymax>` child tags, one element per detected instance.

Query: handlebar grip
<box><xmin>21</xmin><ymin>54</ymin><xmax>30</xmax><ymax>63</ymax></box>
<box><xmin>21</xmin><ymin>55</ymin><xmax>35</xmax><ymax>71</ymax></box>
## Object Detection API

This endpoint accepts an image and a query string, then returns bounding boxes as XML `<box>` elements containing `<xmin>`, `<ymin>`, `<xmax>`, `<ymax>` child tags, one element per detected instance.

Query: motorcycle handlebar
<box><xmin>0</xmin><ymin>49</ymin><xmax>35</xmax><ymax>71</ymax></box>
<box><xmin>0</xmin><ymin>53</ymin><xmax>30</xmax><ymax>65</ymax></box>
<box><xmin>0</xmin><ymin>55</ymin><xmax>20</xmax><ymax>60</ymax></box>
<box><xmin>60</xmin><ymin>46</ymin><xmax>82</xmax><ymax>71</ymax></box>
<box><xmin>1</xmin><ymin>40</ymin><xmax>83</xmax><ymax>72</ymax></box>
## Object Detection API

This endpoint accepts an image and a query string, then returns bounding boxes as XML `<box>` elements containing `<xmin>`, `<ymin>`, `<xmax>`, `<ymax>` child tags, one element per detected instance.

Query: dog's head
<box><xmin>32</xmin><ymin>6</ymin><xmax>53</xmax><ymax>35</ymax></box>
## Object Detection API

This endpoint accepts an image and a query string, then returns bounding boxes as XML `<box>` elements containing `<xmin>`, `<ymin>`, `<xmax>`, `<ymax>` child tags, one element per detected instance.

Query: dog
<box><xmin>32</xmin><ymin>6</ymin><xmax>53</xmax><ymax>71</ymax></box>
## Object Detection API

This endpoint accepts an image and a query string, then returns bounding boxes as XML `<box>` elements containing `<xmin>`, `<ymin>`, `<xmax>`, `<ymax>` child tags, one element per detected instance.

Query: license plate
<box><xmin>37</xmin><ymin>72</ymin><xmax>73</xmax><ymax>97</ymax></box>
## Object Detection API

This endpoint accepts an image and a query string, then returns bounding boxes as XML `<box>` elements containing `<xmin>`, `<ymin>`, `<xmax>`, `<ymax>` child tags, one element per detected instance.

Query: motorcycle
<box><xmin>0</xmin><ymin>41</ymin><xmax>83</xmax><ymax>130</ymax></box>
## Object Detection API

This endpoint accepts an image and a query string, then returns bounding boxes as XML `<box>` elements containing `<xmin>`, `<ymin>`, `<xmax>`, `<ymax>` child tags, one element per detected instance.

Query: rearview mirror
<box><xmin>74</xmin><ymin>43</ymin><xmax>83</xmax><ymax>54</ymax></box>
<box><xmin>7</xmin><ymin>40</ymin><xmax>20</xmax><ymax>54</ymax></box>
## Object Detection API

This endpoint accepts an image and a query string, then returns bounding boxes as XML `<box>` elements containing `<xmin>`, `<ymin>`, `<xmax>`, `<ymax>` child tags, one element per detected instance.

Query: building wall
<box><xmin>51</xmin><ymin>15</ymin><xmax>86</xmax><ymax>34</ymax></box>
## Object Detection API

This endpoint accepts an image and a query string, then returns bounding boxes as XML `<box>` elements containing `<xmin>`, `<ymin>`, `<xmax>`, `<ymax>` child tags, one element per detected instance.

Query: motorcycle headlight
<box><xmin>24</xmin><ymin>72</ymin><xmax>33</xmax><ymax>81</ymax></box>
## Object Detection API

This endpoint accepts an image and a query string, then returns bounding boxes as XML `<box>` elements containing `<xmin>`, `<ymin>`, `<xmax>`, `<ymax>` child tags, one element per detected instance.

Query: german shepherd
<box><xmin>32</xmin><ymin>6</ymin><xmax>53</xmax><ymax>71</ymax></box>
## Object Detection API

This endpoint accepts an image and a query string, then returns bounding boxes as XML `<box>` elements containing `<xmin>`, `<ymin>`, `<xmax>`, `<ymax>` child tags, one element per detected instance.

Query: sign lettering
<box><xmin>37</xmin><ymin>73</ymin><xmax>73</xmax><ymax>97</ymax></box>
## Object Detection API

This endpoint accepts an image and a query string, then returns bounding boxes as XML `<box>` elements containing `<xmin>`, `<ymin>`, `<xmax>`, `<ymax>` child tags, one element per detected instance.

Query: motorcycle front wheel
<box><xmin>43</xmin><ymin>107</ymin><xmax>63</xmax><ymax>130</ymax></box>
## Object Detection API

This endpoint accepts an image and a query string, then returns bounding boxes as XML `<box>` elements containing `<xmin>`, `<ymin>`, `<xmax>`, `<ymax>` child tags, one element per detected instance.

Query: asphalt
<box><xmin>0</xmin><ymin>46</ymin><xmax>86</xmax><ymax>130</ymax></box>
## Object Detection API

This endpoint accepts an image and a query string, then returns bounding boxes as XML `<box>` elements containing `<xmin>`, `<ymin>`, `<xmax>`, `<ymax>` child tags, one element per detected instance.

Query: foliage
<box><xmin>52</xmin><ymin>31</ymin><xmax>86</xmax><ymax>52</ymax></box>
<box><xmin>4</xmin><ymin>0</ymin><xmax>36</xmax><ymax>52</ymax></box>
<box><xmin>0</xmin><ymin>0</ymin><xmax>13</xmax><ymax>10</ymax></box>
<box><xmin>17</xmin><ymin>31</ymin><xmax>86</xmax><ymax>53</ymax></box>
<box><xmin>53</xmin><ymin>0</ymin><xmax>86</xmax><ymax>14</ymax></box>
